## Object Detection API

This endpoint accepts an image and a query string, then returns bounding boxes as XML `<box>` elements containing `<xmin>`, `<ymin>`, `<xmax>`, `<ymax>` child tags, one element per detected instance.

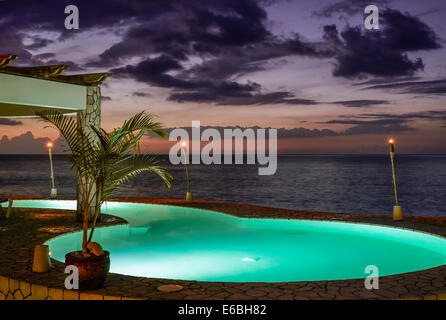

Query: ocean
<box><xmin>0</xmin><ymin>154</ymin><xmax>445</xmax><ymax>217</ymax></box>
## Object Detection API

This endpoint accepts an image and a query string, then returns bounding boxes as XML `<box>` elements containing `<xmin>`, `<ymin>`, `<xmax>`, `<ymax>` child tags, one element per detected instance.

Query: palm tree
<box><xmin>37</xmin><ymin>110</ymin><xmax>172</xmax><ymax>253</ymax></box>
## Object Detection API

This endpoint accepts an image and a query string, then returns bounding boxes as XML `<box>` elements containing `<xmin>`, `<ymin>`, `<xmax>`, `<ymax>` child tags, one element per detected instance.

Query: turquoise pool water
<box><xmin>13</xmin><ymin>199</ymin><xmax>446</xmax><ymax>282</ymax></box>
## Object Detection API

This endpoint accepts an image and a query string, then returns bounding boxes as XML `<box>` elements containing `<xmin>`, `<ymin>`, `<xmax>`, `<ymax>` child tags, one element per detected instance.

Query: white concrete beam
<box><xmin>0</xmin><ymin>72</ymin><xmax>87</xmax><ymax>117</ymax></box>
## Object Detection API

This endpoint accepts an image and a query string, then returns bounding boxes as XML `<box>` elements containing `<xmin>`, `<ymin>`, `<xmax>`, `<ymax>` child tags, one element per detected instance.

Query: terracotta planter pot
<box><xmin>65</xmin><ymin>250</ymin><xmax>110</xmax><ymax>290</ymax></box>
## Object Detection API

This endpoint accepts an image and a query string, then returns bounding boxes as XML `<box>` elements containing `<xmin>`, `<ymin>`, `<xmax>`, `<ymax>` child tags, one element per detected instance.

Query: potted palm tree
<box><xmin>37</xmin><ymin>110</ymin><xmax>172</xmax><ymax>289</ymax></box>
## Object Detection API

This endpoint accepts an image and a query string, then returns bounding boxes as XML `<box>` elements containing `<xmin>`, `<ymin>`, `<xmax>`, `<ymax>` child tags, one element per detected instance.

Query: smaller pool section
<box><xmin>12</xmin><ymin>199</ymin><xmax>446</xmax><ymax>282</ymax></box>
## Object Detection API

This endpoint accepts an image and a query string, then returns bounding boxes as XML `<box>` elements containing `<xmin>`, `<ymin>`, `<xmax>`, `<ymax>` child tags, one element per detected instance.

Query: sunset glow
<box><xmin>0</xmin><ymin>1</ymin><xmax>445</xmax><ymax>154</ymax></box>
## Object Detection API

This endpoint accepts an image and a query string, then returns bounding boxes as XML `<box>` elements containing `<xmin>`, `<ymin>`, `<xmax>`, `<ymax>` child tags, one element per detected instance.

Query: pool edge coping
<box><xmin>1</xmin><ymin>196</ymin><xmax>446</xmax><ymax>300</ymax></box>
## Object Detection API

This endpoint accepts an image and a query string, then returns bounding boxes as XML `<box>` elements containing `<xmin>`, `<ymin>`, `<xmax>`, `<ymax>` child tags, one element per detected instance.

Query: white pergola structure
<box><xmin>0</xmin><ymin>54</ymin><xmax>111</xmax><ymax>221</ymax></box>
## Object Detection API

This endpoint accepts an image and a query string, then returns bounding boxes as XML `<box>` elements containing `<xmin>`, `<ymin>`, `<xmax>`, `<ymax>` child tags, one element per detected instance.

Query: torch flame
<box><xmin>388</xmin><ymin>138</ymin><xmax>394</xmax><ymax>144</ymax></box>
<box><xmin>182</xmin><ymin>142</ymin><xmax>187</xmax><ymax>147</ymax></box>
<box><xmin>47</xmin><ymin>142</ymin><xmax>53</xmax><ymax>148</ymax></box>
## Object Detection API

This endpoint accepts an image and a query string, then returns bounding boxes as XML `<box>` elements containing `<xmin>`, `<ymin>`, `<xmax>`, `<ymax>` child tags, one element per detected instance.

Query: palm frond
<box><xmin>105</xmin><ymin>154</ymin><xmax>172</xmax><ymax>198</ymax></box>
<box><xmin>37</xmin><ymin>109</ymin><xmax>173</xmax><ymax>248</ymax></box>
<box><xmin>121</xmin><ymin>111</ymin><xmax>167</xmax><ymax>138</ymax></box>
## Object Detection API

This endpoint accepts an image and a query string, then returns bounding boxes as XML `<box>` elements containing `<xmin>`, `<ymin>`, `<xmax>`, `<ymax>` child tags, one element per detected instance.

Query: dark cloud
<box><xmin>13</xmin><ymin>50</ymin><xmax>84</xmax><ymax>71</ymax></box>
<box><xmin>363</xmin><ymin>79</ymin><xmax>446</xmax><ymax>95</ymax></box>
<box><xmin>276</xmin><ymin>127</ymin><xmax>338</xmax><ymax>138</ymax></box>
<box><xmin>322</xmin><ymin>9</ymin><xmax>442</xmax><ymax>78</ymax></box>
<box><xmin>111</xmin><ymin>44</ymin><xmax>324</xmax><ymax>104</ymax></box>
<box><xmin>101</xmin><ymin>96</ymin><xmax>112</xmax><ymax>101</ymax></box>
<box><xmin>116</xmin><ymin>55</ymin><xmax>183</xmax><ymax>78</ymax></box>
<box><xmin>342</xmin><ymin>123</ymin><xmax>415</xmax><ymax>135</ymax></box>
<box><xmin>332</xmin><ymin>100</ymin><xmax>389</xmax><ymax>107</ymax></box>
<box><xmin>84</xmin><ymin>1</ymin><xmax>327</xmax><ymax>105</ymax></box>
<box><xmin>382</xmin><ymin>9</ymin><xmax>442</xmax><ymax>51</ymax></box>
<box><xmin>112</xmin><ymin>55</ymin><xmax>195</xmax><ymax>89</ymax></box>
<box><xmin>86</xmin><ymin>0</ymin><xmax>274</xmax><ymax>68</ymax></box>
<box><xmin>352</xmin><ymin>111</ymin><xmax>446</xmax><ymax>122</ymax></box>
<box><xmin>169</xmin><ymin>89</ymin><xmax>318</xmax><ymax>106</ymax></box>
<box><xmin>324</xmin><ymin>118</ymin><xmax>409</xmax><ymax>125</ymax></box>
<box><xmin>167</xmin><ymin>92</ymin><xmax>218</xmax><ymax>103</ymax></box>
<box><xmin>191</xmin><ymin>3</ymin><xmax>269</xmax><ymax>47</ymax></box>
<box><xmin>1</xmin><ymin>1</ymin><xmax>442</xmax><ymax>109</ymax></box>
<box><xmin>0</xmin><ymin>1</ymin><xmax>173</xmax><ymax>37</ymax></box>
<box><xmin>110</xmin><ymin>8</ymin><xmax>442</xmax><ymax>106</ymax></box>
<box><xmin>0</xmin><ymin>132</ymin><xmax>49</xmax><ymax>154</ymax></box>
<box><xmin>0</xmin><ymin>119</ymin><xmax>23</xmax><ymax>126</ymax></box>
<box><xmin>182</xmin><ymin>56</ymin><xmax>263</xmax><ymax>83</ymax></box>
<box><xmin>113</xmin><ymin>55</ymin><xmax>318</xmax><ymax>105</ymax></box>
<box><xmin>151</xmin><ymin>125</ymin><xmax>338</xmax><ymax>139</ymax></box>
<box><xmin>167</xmin><ymin>81</ymin><xmax>262</xmax><ymax>103</ymax></box>
<box><xmin>0</xmin><ymin>132</ymin><xmax>67</xmax><ymax>154</ymax></box>
<box><xmin>316</xmin><ymin>109</ymin><xmax>446</xmax><ymax>135</ymax></box>
<box><xmin>283</xmin><ymin>34</ymin><xmax>328</xmax><ymax>57</ymax></box>
<box><xmin>320</xmin><ymin>118</ymin><xmax>416</xmax><ymax>135</ymax></box>
<box><xmin>323</xmin><ymin>25</ymin><xmax>423</xmax><ymax>78</ymax></box>
<box><xmin>0</xmin><ymin>1</ymin><xmax>177</xmax><ymax>66</ymax></box>
<box><xmin>216</xmin><ymin>92</ymin><xmax>319</xmax><ymax>106</ymax></box>
<box><xmin>314</xmin><ymin>0</ymin><xmax>390</xmax><ymax>18</ymax></box>
<box><xmin>132</xmin><ymin>92</ymin><xmax>151</xmax><ymax>97</ymax></box>
<box><xmin>322</xmin><ymin>110</ymin><xmax>446</xmax><ymax>132</ymax></box>
<box><xmin>152</xmin><ymin>121</ymin><xmax>419</xmax><ymax>139</ymax></box>
<box><xmin>353</xmin><ymin>76</ymin><xmax>421</xmax><ymax>86</ymax></box>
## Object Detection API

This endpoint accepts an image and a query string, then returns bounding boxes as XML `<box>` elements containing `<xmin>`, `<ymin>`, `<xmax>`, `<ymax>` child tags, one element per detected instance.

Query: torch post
<box><xmin>47</xmin><ymin>142</ymin><xmax>57</xmax><ymax>199</ymax></box>
<box><xmin>388</xmin><ymin>138</ymin><xmax>402</xmax><ymax>220</ymax></box>
<box><xmin>182</xmin><ymin>142</ymin><xmax>193</xmax><ymax>203</ymax></box>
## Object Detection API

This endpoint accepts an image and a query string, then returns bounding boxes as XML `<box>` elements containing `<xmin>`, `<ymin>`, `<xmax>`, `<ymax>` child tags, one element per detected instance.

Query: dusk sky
<box><xmin>0</xmin><ymin>0</ymin><xmax>445</xmax><ymax>154</ymax></box>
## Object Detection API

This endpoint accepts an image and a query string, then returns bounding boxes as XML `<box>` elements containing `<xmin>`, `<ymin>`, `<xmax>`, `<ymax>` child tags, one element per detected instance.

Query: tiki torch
<box><xmin>47</xmin><ymin>142</ymin><xmax>57</xmax><ymax>199</ymax></box>
<box><xmin>388</xmin><ymin>138</ymin><xmax>402</xmax><ymax>220</ymax></box>
<box><xmin>182</xmin><ymin>142</ymin><xmax>193</xmax><ymax>202</ymax></box>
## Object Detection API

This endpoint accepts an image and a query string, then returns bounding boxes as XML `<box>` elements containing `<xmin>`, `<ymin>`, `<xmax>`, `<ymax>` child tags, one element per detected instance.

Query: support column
<box><xmin>76</xmin><ymin>86</ymin><xmax>101</xmax><ymax>222</ymax></box>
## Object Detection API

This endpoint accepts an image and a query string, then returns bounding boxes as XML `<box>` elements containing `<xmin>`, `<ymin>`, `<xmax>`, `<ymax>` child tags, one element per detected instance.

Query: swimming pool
<box><xmin>13</xmin><ymin>199</ymin><xmax>446</xmax><ymax>282</ymax></box>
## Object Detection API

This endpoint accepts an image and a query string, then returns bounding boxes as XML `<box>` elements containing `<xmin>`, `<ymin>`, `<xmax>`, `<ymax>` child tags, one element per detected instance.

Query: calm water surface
<box><xmin>42</xmin><ymin>202</ymin><xmax>446</xmax><ymax>282</ymax></box>
<box><xmin>0</xmin><ymin>154</ymin><xmax>445</xmax><ymax>216</ymax></box>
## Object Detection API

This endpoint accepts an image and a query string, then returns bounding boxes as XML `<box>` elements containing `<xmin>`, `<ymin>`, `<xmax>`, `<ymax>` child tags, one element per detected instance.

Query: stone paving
<box><xmin>1</xmin><ymin>196</ymin><xmax>446</xmax><ymax>300</ymax></box>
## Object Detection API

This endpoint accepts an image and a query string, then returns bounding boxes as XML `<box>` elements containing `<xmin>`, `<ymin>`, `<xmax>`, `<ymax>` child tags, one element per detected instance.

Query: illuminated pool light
<box><xmin>242</xmin><ymin>257</ymin><xmax>258</xmax><ymax>262</ymax></box>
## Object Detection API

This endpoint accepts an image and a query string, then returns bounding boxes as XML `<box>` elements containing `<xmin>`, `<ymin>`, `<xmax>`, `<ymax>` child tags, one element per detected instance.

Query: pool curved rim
<box><xmin>2</xmin><ymin>195</ymin><xmax>446</xmax><ymax>300</ymax></box>
<box><xmin>44</xmin><ymin>202</ymin><xmax>446</xmax><ymax>283</ymax></box>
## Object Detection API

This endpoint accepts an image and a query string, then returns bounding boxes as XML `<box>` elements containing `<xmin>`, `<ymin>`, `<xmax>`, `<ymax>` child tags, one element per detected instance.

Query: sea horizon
<box><xmin>1</xmin><ymin>154</ymin><xmax>444</xmax><ymax>217</ymax></box>
<box><xmin>1</xmin><ymin>153</ymin><xmax>446</xmax><ymax>156</ymax></box>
